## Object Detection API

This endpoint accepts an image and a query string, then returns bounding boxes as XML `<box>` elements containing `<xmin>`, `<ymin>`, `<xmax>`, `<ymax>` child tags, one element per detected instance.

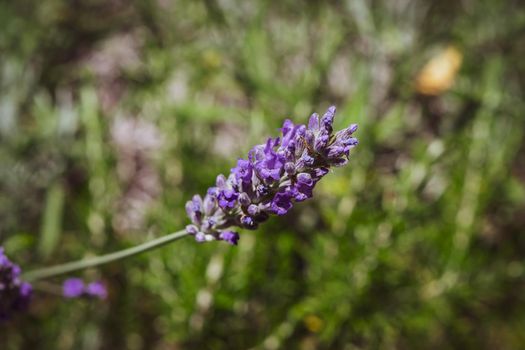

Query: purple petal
<box><xmin>320</xmin><ymin>106</ymin><xmax>336</xmax><ymax>132</ymax></box>
<box><xmin>308</xmin><ymin>113</ymin><xmax>320</xmax><ymax>130</ymax></box>
<box><xmin>271</xmin><ymin>191</ymin><xmax>294</xmax><ymax>216</ymax></box>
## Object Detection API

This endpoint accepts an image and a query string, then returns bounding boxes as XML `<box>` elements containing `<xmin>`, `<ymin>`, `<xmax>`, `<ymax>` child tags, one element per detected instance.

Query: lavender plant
<box><xmin>0</xmin><ymin>248</ymin><xmax>32</xmax><ymax>320</ymax></box>
<box><xmin>2</xmin><ymin>106</ymin><xmax>358</xmax><ymax>319</ymax></box>
<box><xmin>185</xmin><ymin>106</ymin><xmax>358</xmax><ymax>244</ymax></box>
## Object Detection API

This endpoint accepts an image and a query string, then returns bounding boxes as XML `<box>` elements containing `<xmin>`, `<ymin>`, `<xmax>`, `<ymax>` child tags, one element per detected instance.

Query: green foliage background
<box><xmin>1</xmin><ymin>0</ymin><xmax>525</xmax><ymax>349</ymax></box>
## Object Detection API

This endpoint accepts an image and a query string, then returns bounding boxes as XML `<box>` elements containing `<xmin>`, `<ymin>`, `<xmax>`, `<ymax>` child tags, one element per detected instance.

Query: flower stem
<box><xmin>23</xmin><ymin>230</ymin><xmax>190</xmax><ymax>282</ymax></box>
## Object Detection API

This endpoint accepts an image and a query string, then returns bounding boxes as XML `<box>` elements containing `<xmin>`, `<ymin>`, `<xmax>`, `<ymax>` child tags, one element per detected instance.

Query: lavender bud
<box><xmin>308</xmin><ymin>113</ymin><xmax>320</xmax><ymax>130</ymax></box>
<box><xmin>216</xmin><ymin>174</ymin><xmax>227</xmax><ymax>188</ymax></box>
<box><xmin>297</xmin><ymin>173</ymin><xmax>313</xmax><ymax>185</ymax></box>
<box><xmin>314</xmin><ymin>167</ymin><xmax>329</xmax><ymax>179</ymax></box>
<box><xmin>284</xmin><ymin>162</ymin><xmax>296</xmax><ymax>175</ymax></box>
<box><xmin>207</xmin><ymin>187</ymin><xmax>219</xmax><ymax>197</ymax></box>
<box><xmin>305</xmin><ymin>130</ymin><xmax>315</xmax><ymax>145</ymax></box>
<box><xmin>195</xmin><ymin>232</ymin><xmax>206</xmax><ymax>242</ymax></box>
<box><xmin>256</xmin><ymin>184</ymin><xmax>269</xmax><ymax>196</ymax></box>
<box><xmin>217</xmin><ymin>188</ymin><xmax>239</xmax><ymax>210</ymax></box>
<box><xmin>201</xmin><ymin>217</ymin><xmax>216</xmax><ymax>231</ymax></box>
<box><xmin>271</xmin><ymin>191</ymin><xmax>294</xmax><ymax>216</ymax></box>
<box><xmin>321</xmin><ymin>105</ymin><xmax>336</xmax><ymax>132</ymax></box>
<box><xmin>219</xmin><ymin>231</ymin><xmax>240</xmax><ymax>245</ymax></box>
<box><xmin>203</xmin><ymin>195</ymin><xmax>216</xmax><ymax>215</ymax></box>
<box><xmin>186</xmin><ymin>224</ymin><xmax>199</xmax><ymax>235</ymax></box>
<box><xmin>232</xmin><ymin>159</ymin><xmax>253</xmax><ymax>184</ymax></box>
<box><xmin>314</xmin><ymin>131</ymin><xmax>330</xmax><ymax>152</ymax></box>
<box><xmin>241</xmin><ymin>215</ymin><xmax>257</xmax><ymax>229</ymax></box>
<box><xmin>247</xmin><ymin>204</ymin><xmax>260</xmax><ymax>216</ymax></box>
<box><xmin>238</xmin><ymin>192</ymin><xmax>251</xmax><ymax>206</ymax></box>
<box><xmin>327</xmin><ymin>145</ymin><xmax>346</xmax><ymax>158</ymax></box>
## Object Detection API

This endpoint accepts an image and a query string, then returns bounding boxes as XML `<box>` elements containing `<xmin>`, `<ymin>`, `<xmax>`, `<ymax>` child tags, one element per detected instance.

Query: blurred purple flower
<box><xmin>0</xmin><ymin>247</ymin><xmax>32</xmax><ymax>321</ymax></box>
<box><xmin>86</xmin><ymin>282</ymin><xmax>108</xmax><ymax>300</ymax></box>
<box><xmin>63</xmin><ymin>278</ymin><xmax>85</xmax><ymax>298</ymax></box>
<box><xmin>63</xmin><ymin>278</ymin><xmax>107</xmax><ymax>300</ymax></box>
<box><xmin>185</xmin><ymin>106</ymin><xmax>358</xmax><ymax>244</ymax></box>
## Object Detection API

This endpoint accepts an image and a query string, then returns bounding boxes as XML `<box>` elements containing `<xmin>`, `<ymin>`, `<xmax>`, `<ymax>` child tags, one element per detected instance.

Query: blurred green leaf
<box><xmin>38</xmin><ymin>182</ymin><xmax>65</xmax><ymax>259</ymax></box>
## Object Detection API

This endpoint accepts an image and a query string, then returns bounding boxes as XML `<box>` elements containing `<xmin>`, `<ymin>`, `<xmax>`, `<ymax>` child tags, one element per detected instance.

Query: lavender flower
<box><xmin>86</xmin><ymin>282</ymin><xmax>108</xmax><ymax>299</ymax></box>
<box><xmin>0</xmin><ymin>247</ymin><xmax>32</xmax><ymax>320</ymax></box>
<box><xmin>63</xmin><ymin>278</ymin><xmax>107</xmax><ymax>300</ymax></box>
<box><xmin>185</xmin><ymin>106</ymin><xmax>358</xmax><ymax>245</ymax></box>
<box><xmin>63</xmin><ymin>278</ymin><xmax>85</xmax><ymax>298</ymax></box>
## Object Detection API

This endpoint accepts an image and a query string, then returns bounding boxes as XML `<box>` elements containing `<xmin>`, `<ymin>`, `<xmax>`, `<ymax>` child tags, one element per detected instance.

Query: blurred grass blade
<box><xmin>38</xmin><ymin>182</ymin><xmax>65</xmax><ymax>259</ymax></box>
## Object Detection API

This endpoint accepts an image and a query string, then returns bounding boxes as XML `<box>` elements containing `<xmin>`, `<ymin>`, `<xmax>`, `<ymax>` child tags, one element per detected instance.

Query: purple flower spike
<box><xmin>184</xmin><ymin>106</ymin><xmax>358</xmax><ymax>244</ymax></box>
<box><xmin>0</xmin><ymin>248</ymin><xmax>32</xmax><ymax>321</ymax></box>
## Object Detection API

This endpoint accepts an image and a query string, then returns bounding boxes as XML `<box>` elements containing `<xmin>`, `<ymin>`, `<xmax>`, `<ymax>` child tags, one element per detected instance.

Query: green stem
<box><xmin>23</xmin><ymin>230</ymin><xmax>190</xmax><ymax>282</ymax></box>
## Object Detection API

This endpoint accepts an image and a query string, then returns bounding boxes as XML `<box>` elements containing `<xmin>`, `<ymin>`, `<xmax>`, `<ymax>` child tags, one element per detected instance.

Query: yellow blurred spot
<box><xmin>415</xmin><ymin>46</ymin><xmax>463</xmax><ymax>95</ymax></box>
<box><xmin>202</xmin><ymin>49</ymin><xmax>223</xmax><ymax>69</ymax></box>
<box><xmin>304</xmin><ymin>315</ymin><xmax>324</xmax><ymax>333</ymax></box>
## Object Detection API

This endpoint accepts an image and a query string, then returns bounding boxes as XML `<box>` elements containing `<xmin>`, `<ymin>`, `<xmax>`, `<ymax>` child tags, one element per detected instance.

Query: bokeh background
<box><xmin>2</xmin><ymin>0</ymin><xmax>525</xmax><ymax>349</ymax></box>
